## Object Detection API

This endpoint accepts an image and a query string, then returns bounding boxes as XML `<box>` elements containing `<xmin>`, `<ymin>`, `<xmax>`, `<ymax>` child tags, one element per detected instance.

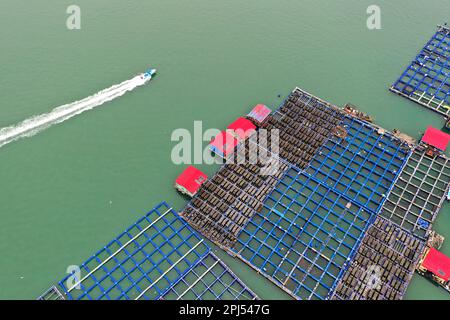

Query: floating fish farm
<box><xmin>331</xmin><ymin>216</ymin><xmax>425</xmax><ymax>300</ymax></box>
<box><xmin>179</xmin><ymin>87</ymin><xmax>450</xmax><ymax>300</ymax></box>
<box><xmin>39</xmin><ymin>201</ymin><xmax>257</xmax><ymax>300</ymax></box>
<box><xmin>379</xmin><ymin>146</ymin><xmax>450</xmax><ymax>239</ymax></box>
<box><xmin>390</xmin><ymin>25</ymin><xmax>450</xmax><ymax>116</ymax></box>
<box><xmin>39</xmin><ymin>85</ymin><xmax>450</xmax><ymax>300</ymax></box>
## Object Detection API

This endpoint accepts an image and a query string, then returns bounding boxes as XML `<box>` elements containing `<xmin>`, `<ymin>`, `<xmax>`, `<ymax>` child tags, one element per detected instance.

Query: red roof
<box><xmin>209</xmin><ymin>131</ymin><xmax>239</xmax><ymax>157</ymax></box>
<box><xmin>422</xmin><ymin>127</ymin><xmax>450</xmax><ymax>151</ymax></box>
<box><xmin>175</xmin><ymin>166</ymin><xmax>208</xmax><ymax>196</ymax></box>
<box><xmin>227</xmin><ymin>117</ymin><xmax>256</xmax><ymax>140</ymax></box>
<box><xmin>422</xmin><ymin>247</ymin><xmax>450</xmax><ymax>282</ymax></box>
<box><xmin>248</xmin><ymin>104</ymin><xmax>271</xmax><ymax>123</ymax></box>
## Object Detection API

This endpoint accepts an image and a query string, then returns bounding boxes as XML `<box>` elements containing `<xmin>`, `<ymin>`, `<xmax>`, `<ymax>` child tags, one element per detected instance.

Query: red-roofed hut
<box><xmin>421</xmin><ymin>127</ymin><xmax>450</xmax><ymax>151</ymax></box>
<box><xmin>227</xmin><ymin>117</ymin><xmax>256</xmax><ymax>141</ymax></box>
<box><xmin>174</xmin><ymin>166</ymin><xmax>208</xmax><ymax>197</ymax></box>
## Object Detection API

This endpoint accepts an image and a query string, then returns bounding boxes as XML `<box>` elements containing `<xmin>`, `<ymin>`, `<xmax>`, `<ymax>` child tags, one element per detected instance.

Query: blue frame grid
<box><xmin>380</xmin><ymin>147</ymin><xmax>450</xmax><ymax>239</ymax></box>
<box><xmin>305</xmin><ymin>116</ymin><xmax>409</xmax><ymax>213</ymax></box>
<box><xmin>391</xmin><ymin>26</ymin><xmax>450</xmax><ymax>115</ymax></box>
<box><xmin>232</xmin><ymin>167</ymin><xmax>374</xmax><ymax>300</ymax></box>
<box><xmin>331</xmin><ymin>216</ymin><xmax>426</xmax><ymax>300</ymax></box>
<box><xmin>230</xmin><ymin>115</ymin><xmax>409</xmax><ymax>299</ymax></box>
<box><xmin>59</xmin><ymin>202</ymin><xmax>208</xmax><ymax>300</ymax></box>
<box><xmin>56</xmin><ymin>201</ymin><xmax>257</xmax><ymax>300</ymax></box>
<box><xmin>162</xmin><ymin>252</ymin><xmax>257</xmax><ymax>300</ymax></box>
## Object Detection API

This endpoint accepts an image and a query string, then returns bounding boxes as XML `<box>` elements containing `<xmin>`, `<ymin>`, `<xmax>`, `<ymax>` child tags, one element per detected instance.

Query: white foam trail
<box><xmin>0</xmin><ymin>74</ymin><xmax>150</xmax><ymax>148</ymax></box>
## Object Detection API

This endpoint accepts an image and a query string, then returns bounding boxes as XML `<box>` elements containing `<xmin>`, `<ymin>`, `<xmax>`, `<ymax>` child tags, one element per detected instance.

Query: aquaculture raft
<box><xmin>175</xmin><ymin>166</ymin><xmax>208</xmax><ymax>198</ymax></box>
<box><xmin>331</xmin><ymin>216</ymin><xmax>425</xmax><ymax>300</ymax></box>
<box><xmin>390</xmin><ymin>25</ymin><xmax>450</xmax><ymax>116</ymax></box>
<box><xmin>379</xmin><ymin>145</ymin><xmax>450</xmax><ymax>239</ymax></box>
<box><xmin>180</xmin><ymin>87</ymin><xmax>450</xmax><ymax>300</ymax></box>
<box><xmin>418</xmin><ymin>247</ymin><xmax>450</xmax><ymax>292</ymax></box>
<box><xmin>38</xmin><ymin>201</ymin><xmax>257</xmax><ymax>300</ymax></box>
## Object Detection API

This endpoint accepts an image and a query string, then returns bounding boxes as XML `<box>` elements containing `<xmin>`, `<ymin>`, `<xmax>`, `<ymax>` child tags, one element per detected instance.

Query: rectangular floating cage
<box><xmin>260</xmin><ymin>87</ymin><xmax>345</xmax><ymax>169</ymax></box>
<box><xmin>181</xmin><ymin>86</ymin><xmax>448</xmax><ymax>299</ymax></box>
<box><xmin>180</xmin><ymin>87</ymin><xmax>347</xmax><ymax>252</ymax></box>
<box><xmin>181</xmin><ymin>151</ymin><xmax>288</xmax><ymax>249</ymax></box>
<box><xmin>331</xmin><ymin>216</ymin><xmax>426</xmax><ymax>300</ymax></box>
<box><xmin>181</xmin><ymin>87</ymin><xmax>417</xmax><ymax>299</ymax></box>
<box><xmin>390</xmin><ymin>25</ymin><xmax>450</xmax><ymax>116</ymax></box>
<box><xmin>161</xmin><ymin>252</ymin><xmax>257</xmax><ymax>300</ymax></box>
<box><xmin>40</xmin><ymin>201</ymin><xmax>257</xmax><ymax>300</ymax></box>
<box><xmin>305</xmin><ymin>115</ymin><xmax>410</xmax><ymax>214</ymax></box>
<box><xmin>37</xmin><ymin>286</ymin><xmax>65</xmax><ymax>300</ymax></box>
<box><xmin>380</xmin><ymin>146</ymin><xmax>450</xmax><ymax>239</ymax></box>
<box><xmin>231</xmin><ymin>166</ymin><xmax>376</xmax><ymax>300</ymax></box>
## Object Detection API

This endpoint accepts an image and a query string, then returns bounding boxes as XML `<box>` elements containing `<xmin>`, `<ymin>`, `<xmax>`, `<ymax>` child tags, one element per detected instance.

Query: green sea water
<box><xmin>0</xmin><ymin>0</ymin><xmax>449</xmax><ymax>299</ymax></box>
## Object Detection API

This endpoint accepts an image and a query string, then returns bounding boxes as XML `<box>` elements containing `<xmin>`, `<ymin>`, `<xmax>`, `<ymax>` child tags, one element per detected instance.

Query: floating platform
<box><xmin>304</xmin><ymin>115</ymin><xmax>409</xmax><ymax>214</ymax></box>
<box><xmin>233</xmin><ymin>166</ymin><xmax>376</xmax><ymax>299</ymax></box>
<box><xmin>182</xmin><ymin>159</ymin><xmax>287</xmax><ymax>249</ymax></box>
<box><xmin>331</xmin><ymin>216</ymin><xmax>425</xmax><ymax>300</ymax></box>
<box><xmin>227</xmin><ymin>117</ymin><xmax>257</xmax><ymax>141</ymax></box>
<box><xmin>421</xmin><ymin>126</ymin><xmax>450</xmax><ymax>151</ymax></box>
<box><xmin>175</xmin><ymin>165</ymin><xmax>208</xmax><ymax>198</ymax></box>
<box><xmin>209</xmin><ymin>131</ymin><xmax>239</xmax><ymax>158</ymax></box>
<box><xmin>39</xmin><ymin>201</ymin><xmax>257</xmax><ymax>300</ymax></box>
<box><xmin>180</xmin><ymin>87</ymin><xmax>450</xmax><ymax>299</ymax></box>
<box><xmin>418</xmin><ymin>247</ymin><xmax>450</xmax><ymax>292</ymax></box>
<box><xmin>380</xmin><ymin>145</ymin><xmax>450</xmax><ymax>239</ymax></box>
<box><xmin>37</xmin><ymin>286</ymin><xmax>65</xmax><ymax>300</ymax></box>
<box><xmin>259</xmin><ymin>90</ymin><xmax>344</xmax><ymax>169</ymax></box>
<box><xmin>230</xmin><ymin>112</ymin><xmax>409</xmax><ymax>299</ymax></box>
<box><xmin>390</xmin><ymin>25</ymin><xmax>450</xmax><ymax>116</ymax></box>
<box><xmin>247</xmin><ymin>104</ymin><xmax>272</xmax><ymax>124</ymax></box>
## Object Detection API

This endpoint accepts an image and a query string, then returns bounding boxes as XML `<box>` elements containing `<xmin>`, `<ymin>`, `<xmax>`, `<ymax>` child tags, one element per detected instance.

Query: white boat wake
<box><xmin>0</xmin><ymin>70</ymin><xmax>155</xmax><ymax>149</ymax></box>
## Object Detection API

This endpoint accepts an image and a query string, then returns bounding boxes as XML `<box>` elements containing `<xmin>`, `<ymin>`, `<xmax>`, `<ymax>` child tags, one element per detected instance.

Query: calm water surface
<box><xmin>0</xmin><ymin>0</ymin><xmax>449</xmax><ymax>299</ymax></box>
